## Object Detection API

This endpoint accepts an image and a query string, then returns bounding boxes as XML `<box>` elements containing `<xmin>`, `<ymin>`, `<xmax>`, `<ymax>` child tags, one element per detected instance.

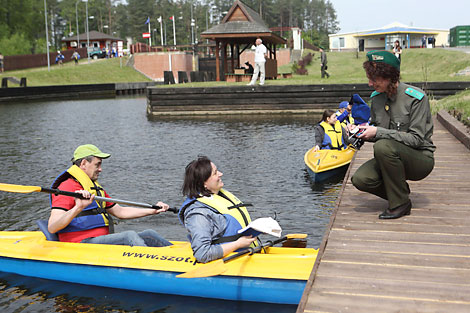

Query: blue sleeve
<box><xmin>184</xmin><ymin>206</ymin><xmax>225</xmax><ymax>263</ymax></box>
<box><xmin>336</xmin><ymin>110</ymin><xmax>349</xmax><ymax>123</ymax></box>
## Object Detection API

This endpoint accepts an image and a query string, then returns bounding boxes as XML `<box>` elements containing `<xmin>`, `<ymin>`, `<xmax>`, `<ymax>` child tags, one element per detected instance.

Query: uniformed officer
<box><xmin>351</xmin><ymin>50</ymin><xmax>435</xmax><ymax>219</ymax></box>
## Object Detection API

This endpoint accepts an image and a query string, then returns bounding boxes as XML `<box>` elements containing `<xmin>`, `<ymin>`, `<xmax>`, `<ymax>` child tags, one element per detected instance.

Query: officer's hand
<box><xmin>357</xmin><ymin>125</ymin><xmax>377</xmax><ymax>140</ymax></box>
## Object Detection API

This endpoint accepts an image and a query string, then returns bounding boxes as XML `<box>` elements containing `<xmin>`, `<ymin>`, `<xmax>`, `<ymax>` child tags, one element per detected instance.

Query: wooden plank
<box><xmin>303</xmin><ymin>291</ymin><xmax>470</xmax><ymax>313</ymax></box>
<box><xmin>315</xmin><ymin>262</ymin><xmax>470</xmax><ymax>285</ymax></box>
<box><xmin>310</xmin><ymin>276</ymin><xmax>470</xmax><ymax>309</ymax></box>
<box><xmin>328</xmin><ymin>228</ymin><xmax>470</xmax><ymax>245</ymax></box>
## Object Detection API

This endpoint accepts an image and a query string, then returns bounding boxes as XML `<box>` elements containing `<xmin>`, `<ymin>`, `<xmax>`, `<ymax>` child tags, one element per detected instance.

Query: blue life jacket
<box><xmin>50</xmin><ymin>165</ymin><xmax>111</xmax><ymax>234</ymax></box>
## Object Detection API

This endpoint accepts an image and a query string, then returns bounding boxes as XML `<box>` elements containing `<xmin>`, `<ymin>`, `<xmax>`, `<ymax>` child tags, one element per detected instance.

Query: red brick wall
<box><xmin>133</xmin><ymin>52</ymin><xmax>194</xmax><ymax>82</ymax></box>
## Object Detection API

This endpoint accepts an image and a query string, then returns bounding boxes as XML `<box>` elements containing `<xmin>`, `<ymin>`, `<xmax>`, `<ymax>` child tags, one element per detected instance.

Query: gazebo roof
<box><xmin>201</xmin><ymin>0</ymin><xmax>286</xmax><ymax>45</ymax></box>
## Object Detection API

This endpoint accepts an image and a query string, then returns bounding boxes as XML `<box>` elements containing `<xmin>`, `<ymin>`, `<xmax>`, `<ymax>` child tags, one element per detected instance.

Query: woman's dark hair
<box><xmin>321</xmin><ymin>109</ymin><xmax>336</xmax><ymax>123</ymax></box>
<box><xmin>363</xmin><ymin>61</ymin><xmax>400</xmax><ymax>97</ymax></box>
<box><xmin>182</xmin><ymin>156</ymin><xmax>213</xmax><ymax>198</ymax></box>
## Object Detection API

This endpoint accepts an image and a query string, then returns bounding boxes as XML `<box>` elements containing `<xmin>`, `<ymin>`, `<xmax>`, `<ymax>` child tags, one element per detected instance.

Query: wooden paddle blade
<box><xmin>0</xmin><ymin>183</ymin><xmax>42</xmax><ymax>194</ymax></box>
<box><xmin>286</xmin><ymin>233</ymin><xmax>308</xmax><ymax>239</ymax></box>
<box><xmin>176</xmin><ymin>259</ymin><xmax>227</xmax><ymax>278</ymax></box>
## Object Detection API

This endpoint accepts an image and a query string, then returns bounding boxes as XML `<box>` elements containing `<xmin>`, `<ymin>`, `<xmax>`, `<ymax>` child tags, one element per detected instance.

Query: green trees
<box><xmin>0</xmin><ymin>0</ymin><xmax>339</xmax><ymax>56</ymax></box>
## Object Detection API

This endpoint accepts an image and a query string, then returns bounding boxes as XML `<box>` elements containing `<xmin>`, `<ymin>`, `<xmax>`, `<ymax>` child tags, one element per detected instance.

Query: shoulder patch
<box><xmin>370</xmin><ymin>91</ymin><xmax>381</xmax><ymax>98</ymax></box>
<box><xmin>405</xmin><ymin>87</ymin><xmax>424</xmax><ymax>100</ymax></box>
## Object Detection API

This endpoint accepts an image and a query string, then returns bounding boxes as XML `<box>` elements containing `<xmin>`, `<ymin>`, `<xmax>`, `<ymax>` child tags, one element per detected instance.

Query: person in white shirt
<box><xmin>247</xmin><ymin>38</ymin><xmax>267</xmax><ymax>86</ymax></box>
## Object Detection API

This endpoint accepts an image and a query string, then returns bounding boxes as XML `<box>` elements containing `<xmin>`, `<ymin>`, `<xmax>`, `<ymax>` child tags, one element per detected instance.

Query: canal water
<box><xmin>0</xmin><ymin>96</ymin><xmax>344</xmax><ymax>312</ymax></box>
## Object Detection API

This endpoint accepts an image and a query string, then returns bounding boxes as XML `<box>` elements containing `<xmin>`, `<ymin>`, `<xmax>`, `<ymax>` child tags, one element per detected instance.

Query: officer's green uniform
<box><xmin>351</xmin><ymin>51</ymin><xmax>435</xmax><ymax>214</ymax></box>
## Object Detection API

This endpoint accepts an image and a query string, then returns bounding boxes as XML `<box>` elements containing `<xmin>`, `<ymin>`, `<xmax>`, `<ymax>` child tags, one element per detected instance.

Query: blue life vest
<box><xmin>50</xmin><ymin>165</ymin><xmax>111</xmax><ymax>234</ymax></box>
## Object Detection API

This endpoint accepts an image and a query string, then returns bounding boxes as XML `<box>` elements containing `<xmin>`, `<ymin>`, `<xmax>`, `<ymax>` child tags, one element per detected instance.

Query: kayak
<box><xmin>0</xmin><ymin>231</ymin><xmax>317</xmax><ymax>304</ymax></box>
<box><xmin>304</xmin><ymin>145</ymin><xmax>356</xmax><ymax>182</ymax></box>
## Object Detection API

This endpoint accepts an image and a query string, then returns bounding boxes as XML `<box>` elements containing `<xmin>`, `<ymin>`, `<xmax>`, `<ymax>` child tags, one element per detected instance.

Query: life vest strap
<box><xmin>212</xmin><ymin>234</ymin><xmax>242</xmax><ymax>244</ymax></box>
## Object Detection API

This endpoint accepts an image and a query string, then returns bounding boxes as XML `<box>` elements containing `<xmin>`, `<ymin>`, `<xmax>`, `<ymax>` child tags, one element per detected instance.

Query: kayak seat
<box><xmin>36</xmin><ymin>219</ymin><xmax>59</xmax><ymax>241</ymax></box>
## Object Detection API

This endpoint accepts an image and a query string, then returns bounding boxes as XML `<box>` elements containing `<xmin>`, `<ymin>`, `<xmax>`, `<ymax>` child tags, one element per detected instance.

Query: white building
<box><xmin>329</xmin><ymin>22</ymin><xmax>449</xmax><ymax>52</ymax></box>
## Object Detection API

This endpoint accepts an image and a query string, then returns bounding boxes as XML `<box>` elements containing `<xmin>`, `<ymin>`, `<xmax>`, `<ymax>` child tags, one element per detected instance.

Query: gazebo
<box><xmin>201</xmin><ymin>0</ymin><xmax>286</xmax><ymax>81</ymax></box>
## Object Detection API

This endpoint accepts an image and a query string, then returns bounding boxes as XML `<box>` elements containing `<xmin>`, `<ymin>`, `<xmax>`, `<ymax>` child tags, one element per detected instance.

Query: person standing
<box><xmin>71</xmin><ymin>50</ymin><xmax>80</xmax><ymax>64</ymax></box>
<box><xmin>0</xmin><ymin>52</ymin><xmax>4</xmax><ymax>73</ymax></box>
<box><xmin>55</xmin><ymin>51</ymin><xmax>65</xmax><ymax>65</ymax></box>
<box><xmin>393</xmin><ymin>40</ymin><xmax>402</xmax><ymax>61</ymax></box>
<box><xmin>319</xmin><ymin>47</ymin><xmax>330</xmax><ymax>78</ymax></box>
<box><xmin>351</xmin><ymin>50</ymin><xmax>435</xmax><ymax>219</ymax></box>
<box><xmin>48</xmin><ymin>144</ymin><xmax>172</xmax><ymax>246</ymax></box>
<box><xmin>247</xmin><ymin>38</ymin><xmax>267</xmax><ymax>86</ymax></box>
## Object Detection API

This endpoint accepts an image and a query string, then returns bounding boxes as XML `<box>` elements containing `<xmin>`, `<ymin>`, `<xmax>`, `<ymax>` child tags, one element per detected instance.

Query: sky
<box><xmin>331</xmin><ymin>0</ymin><xmax>470</xmax><ymax>34</ymax></box>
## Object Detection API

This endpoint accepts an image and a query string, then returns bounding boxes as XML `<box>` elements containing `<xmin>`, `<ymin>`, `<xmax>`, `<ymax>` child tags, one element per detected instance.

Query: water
<box><xmin>0</xmin><ymin>96</ymin><xmax>344</xmax><ymax>312</ymax></box>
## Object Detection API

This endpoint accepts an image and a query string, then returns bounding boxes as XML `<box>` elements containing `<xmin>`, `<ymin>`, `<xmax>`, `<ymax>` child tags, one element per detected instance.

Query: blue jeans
<box><xmin>81</xmin><ymin>229</ymin><xmax>172</xmax><ymax>247</ymax></box>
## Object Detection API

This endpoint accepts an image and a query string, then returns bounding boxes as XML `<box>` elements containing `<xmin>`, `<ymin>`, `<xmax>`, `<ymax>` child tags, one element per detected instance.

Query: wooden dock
<box><xmin>146</xmin><ymin>82</ymin><xmax>470</xmax><ymax>116</ymax></box>
<box><xmin>297</xmin><ymin>113</ymin><xmax>470</xmax><ymax>312</ymax></box>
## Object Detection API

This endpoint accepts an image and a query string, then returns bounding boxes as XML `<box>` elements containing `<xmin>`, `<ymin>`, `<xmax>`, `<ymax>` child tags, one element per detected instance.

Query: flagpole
<box><xmin>159</xmin><ymin>16</ymin><xmax>163</xmax><ymax>46</ymax></box>
<box><xmin>148</xmin><ymin>20</ymin><xmax>152</xmax><ymax>47</ymax></box>
<box><xmin>172</xmin><ymin>15</ymin><xmax>176</xmax><ymax>46</ymax></box>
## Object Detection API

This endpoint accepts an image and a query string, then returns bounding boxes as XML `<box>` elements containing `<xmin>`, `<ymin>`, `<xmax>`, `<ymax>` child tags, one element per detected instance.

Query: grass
<box><xmin>1</xmin><ymin>48</ymin><xmax>469</xmax><ymax>122</ymax></box>
<box><xmin>0</xmin><ymin>57</ymin><xmax>150</xmax><ymax>86</ymax></box>
<box><xmin>430</xmin><ymin>89</ymin><xmax>470</xmax><ymax>127</ymax></box>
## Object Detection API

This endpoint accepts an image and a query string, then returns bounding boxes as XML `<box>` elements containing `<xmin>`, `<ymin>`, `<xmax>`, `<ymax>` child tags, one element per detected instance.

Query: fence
<box><xmin>3</xmin><ymin>48</ymin><xmax>88</xmax><ymax>71</ymax></box>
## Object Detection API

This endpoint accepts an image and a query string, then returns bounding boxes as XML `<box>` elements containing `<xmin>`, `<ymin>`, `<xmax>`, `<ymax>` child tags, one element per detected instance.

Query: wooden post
<box><xmin>237</xmin><ymin>44</ymin><xmax>240</xmax><ymax>69</ymax></box>
<box><xmin>223</xmin><ymin>42</ymin><xmax>228</xmax><ymax>80</ymax></box>
<box><xmin>215</xmin><ymin>39</ymin><xmax>220</xmax><ymax>82</ymax></box>
<box><xmin>230</xmin><ymin>43</ymin><xmax>234</xmax><ymax>73</ymax></box>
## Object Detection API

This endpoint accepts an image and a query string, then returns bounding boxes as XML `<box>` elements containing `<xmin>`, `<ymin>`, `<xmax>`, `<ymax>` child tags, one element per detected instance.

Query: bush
<box><xmin>293</xmin><ymin>53</ymin><xmax>313</xmax><ymax>75</ymax></box>
<box><xmin>303</xmin><ymin>53</ymin><xmax>313</xmax><ymax>65</ymax></box>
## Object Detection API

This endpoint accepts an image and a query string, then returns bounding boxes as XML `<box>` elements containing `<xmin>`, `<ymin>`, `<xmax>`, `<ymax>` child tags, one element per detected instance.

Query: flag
<box><xmin>169</xmin><ymin>16</ymin><xmax>174</xmax><ymax>20</ymax></box>
<box><xmin>145</xmin><ymin>17</ymin><xmax>150</xmax><ymax>24</ymax></box>
<box><xmin>157</xmin><ymin>16</ymin><xmax>162</xmax><ymax>23</ymax></box>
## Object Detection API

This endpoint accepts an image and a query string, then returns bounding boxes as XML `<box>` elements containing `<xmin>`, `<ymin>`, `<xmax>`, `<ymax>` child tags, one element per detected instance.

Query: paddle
<box><xmin>0</xmin><ymin>183</ymin><xmax>178</xmax><ymax>213</ymax></box>
<box><xmin>177</xmin><ymin>233</ymin><xmax>307</xmax><ymax>278</ymax></box>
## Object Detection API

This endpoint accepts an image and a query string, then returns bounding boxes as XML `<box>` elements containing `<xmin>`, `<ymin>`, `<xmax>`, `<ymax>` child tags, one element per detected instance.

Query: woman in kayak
<box><xmin>179</xmin><ymin>156</ymin><xmax>257</xmax><ymax>263</ymax></box>
<box><xmin>313</xmin><ymin>109</ymin><xmax>352</xmax><ymax>152</ymax></box>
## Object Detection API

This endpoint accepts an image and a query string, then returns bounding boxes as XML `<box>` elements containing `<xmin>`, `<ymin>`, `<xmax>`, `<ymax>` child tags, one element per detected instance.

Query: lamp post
<box><xmin>83</xmin><ymin>0</ymin><xmax>90</xmax><ymax>62</ymax></box>
<box><xmin>75</xmin><ymin>1</ymin><xmax>80</xmax><ymax>48</ymax></box>
<box><xmin>44</xmin><ymin>0</ymin><xmax>50</xmax><ymax>71</ymax></box>
<box><xmin>190</xmin><ymin>4</ymin><xmax>194</xmax><ymax>45</ymax></box>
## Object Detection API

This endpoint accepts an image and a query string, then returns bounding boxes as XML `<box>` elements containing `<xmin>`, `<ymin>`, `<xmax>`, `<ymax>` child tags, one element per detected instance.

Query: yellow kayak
<box><xmin>304</xmin><ymin>146</ymin><xmax>356</xmax><ymax>182</ymax></box>
<box><xmin>0</xmin><ymin>231</ymin><xmax>317</xmax><ymax>304</ymax></box>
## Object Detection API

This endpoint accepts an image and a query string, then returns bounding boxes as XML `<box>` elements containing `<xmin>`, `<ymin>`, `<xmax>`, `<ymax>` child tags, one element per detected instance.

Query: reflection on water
<box><xmin>0</xmin><ymin>272</ymin><xmax>297</xmax><ymax>313</ymax></box>
<box><xmin>0</xmin><ymin>96</ymin><xmax>345</xmax><ymax>312</ymax></box>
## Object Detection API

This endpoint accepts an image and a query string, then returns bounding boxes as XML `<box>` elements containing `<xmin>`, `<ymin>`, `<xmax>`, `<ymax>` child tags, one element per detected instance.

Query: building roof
<box><xmin>201</xmin><ymin>0</ymin><xmax>286</xmax><ymax>45</ymax></box>
<box><xmin>331</xmin><ymin>22</ymin><xmax>447</xmax><ymax>37</ymax></box>
<box><xmin>62</xmin><ymin>30</ymin><xmax>124</xmax><ymax>42</ymax></box>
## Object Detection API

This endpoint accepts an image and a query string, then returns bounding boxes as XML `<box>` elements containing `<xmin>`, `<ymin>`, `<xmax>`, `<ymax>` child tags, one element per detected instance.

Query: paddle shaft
<box><xmin>41</xmin><ymin>187</ymin><xmax>178</xmax><ymax>213</ymax></box>
<box><xmin>223</xmin><ymin>235</ymin><xmax>290</xmax><ymax>263</ymax></box>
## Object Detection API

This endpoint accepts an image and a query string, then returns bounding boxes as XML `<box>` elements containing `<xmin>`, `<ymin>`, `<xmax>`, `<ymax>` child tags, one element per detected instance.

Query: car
<box><xmin>89</xmin><ymin>48</ymin><xmax>106</xmax><ymax>59</ymax></box>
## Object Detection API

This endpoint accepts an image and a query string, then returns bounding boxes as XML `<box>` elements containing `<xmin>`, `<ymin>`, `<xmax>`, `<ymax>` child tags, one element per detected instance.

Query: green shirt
<box><xmin>370</xmin><ymin>82</ymin><xmax>436</xmax><ymax>153</ymax></box>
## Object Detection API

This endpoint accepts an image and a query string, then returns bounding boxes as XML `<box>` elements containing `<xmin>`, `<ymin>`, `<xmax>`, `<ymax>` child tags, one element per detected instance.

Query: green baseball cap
<box><xmin>366</xmin><ymin>50</ymin><xmax>400</xmax><ymax>70</ymax></box>
<box><xmin>72</xmin><ymin>144</ymin><xmax>111</xmax><ymax>162</ymax></box>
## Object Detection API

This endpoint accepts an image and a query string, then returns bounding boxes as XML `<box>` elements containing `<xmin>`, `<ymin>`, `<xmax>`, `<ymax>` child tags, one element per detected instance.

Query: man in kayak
<box><xmin>47</xmin><ymin>144</ymin><xmax>172</xmax><ymax>246</ymax></box>
<box><xmin>351</xmin><ymin>50</ymin><xmax>435</xmax><ymax>219</ymax></box>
